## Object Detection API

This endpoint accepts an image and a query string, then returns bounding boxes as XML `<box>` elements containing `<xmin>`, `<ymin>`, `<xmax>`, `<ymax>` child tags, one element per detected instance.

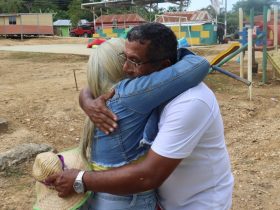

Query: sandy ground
<box><xmin>0</xmin><ymin>36</ymin><xmax>279</xmax><ymax>210</ymax></box>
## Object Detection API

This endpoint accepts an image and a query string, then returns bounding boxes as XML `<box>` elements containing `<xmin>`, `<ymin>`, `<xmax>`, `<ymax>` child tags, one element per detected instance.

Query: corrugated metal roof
<box><xmin>96</xmin><ymin>14</ymin><xmax>146</xmax><ymax>23</ymax></box>
<box><xmin>82</xmin><ymin>0</ymin><xmax>180</xmax><ymax>9</ymax></box>
<box><xmin>79</xmin><ymin>19</ymin><xmax>89</xmax><ymax>25</ymax></box>
<box><xmin>53</xmin><ymin>19</ymin><xmax>71</xmax><ymax>26</ymax></box>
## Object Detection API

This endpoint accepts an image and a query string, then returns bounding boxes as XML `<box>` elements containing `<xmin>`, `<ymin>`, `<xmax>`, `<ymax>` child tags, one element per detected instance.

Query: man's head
<box><xmin>123</xmin><ymin>23</ymin><xmax>178</xmax><ymax>77</ymax></box>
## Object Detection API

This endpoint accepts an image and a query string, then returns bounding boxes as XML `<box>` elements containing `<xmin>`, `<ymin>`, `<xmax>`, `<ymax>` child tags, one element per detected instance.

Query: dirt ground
<box><xmin>0</xmin><ymin>37</ymin><xmax>279</xmax><ymax>210</ymax></box>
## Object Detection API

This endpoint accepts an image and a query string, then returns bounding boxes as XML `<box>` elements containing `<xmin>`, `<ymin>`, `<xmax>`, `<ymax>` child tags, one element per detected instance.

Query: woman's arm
<box><xmin>79</xmin><ymin>52</ymin><xmax>209</xmax><ymax>133</ymax></box>
<box><xmin>118</xmin><ymin>54</ymin><xmax>209</xmax><ymax>113</ymax></box>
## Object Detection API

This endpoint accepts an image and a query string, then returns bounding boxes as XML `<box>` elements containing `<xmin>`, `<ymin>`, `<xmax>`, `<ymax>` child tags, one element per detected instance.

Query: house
<box><xmin>0</xmin><ymin>13</ymin><xmax>53</xmax><ymax>38</ymax></box>
<box><xmin>95</xmin><ymin>13</ymin><xmax>146</xmax><ymax>29</ymax></box>
<box><xmin>53</xmin><ymin>19</ymin><xmax>71</xmax><ymax>37</ymax></box>
<box><xmin>92</xmin><ymin>13</ymin><xmax>146</xmax><ymax>38</ymax></box>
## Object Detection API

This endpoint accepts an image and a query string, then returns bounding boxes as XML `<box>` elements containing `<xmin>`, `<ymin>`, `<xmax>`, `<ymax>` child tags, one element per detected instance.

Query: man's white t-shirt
<box><xmin>151</xmin><ymin>83</ymin><xmax>234</xmax><ymax>210</ymax></box>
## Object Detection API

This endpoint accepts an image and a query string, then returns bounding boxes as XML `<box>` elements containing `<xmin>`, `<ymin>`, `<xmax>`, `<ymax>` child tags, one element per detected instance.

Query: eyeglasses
<box><xmin>118</xmin><ymin>52</ymin><xmax>165</xmax><ymax>68</ymax></box>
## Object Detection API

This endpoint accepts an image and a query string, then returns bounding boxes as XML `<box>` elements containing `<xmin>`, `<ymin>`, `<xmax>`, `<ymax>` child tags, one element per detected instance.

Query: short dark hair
<box><xmin>127</xmin><ymin>23</ymin><xmax>178</xmax><ymax>65</ymax></box>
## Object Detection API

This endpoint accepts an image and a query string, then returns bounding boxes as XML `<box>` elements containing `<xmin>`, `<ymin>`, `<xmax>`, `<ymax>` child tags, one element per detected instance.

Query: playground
<box><xmin>0</xmin><ymin>36</ymin><xmax>279</xmax><ymax>209</ymax></box>
<box><xmin>0</xmin><ymin>2</ymin><xmax>280</xmax><ymax>209</ymax></box>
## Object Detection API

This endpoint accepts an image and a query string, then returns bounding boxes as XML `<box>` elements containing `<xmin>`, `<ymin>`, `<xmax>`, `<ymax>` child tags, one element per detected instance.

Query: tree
<box><xmin>68</xmin><ymin>0</ymin><xmax>81</xmax><ymax>26</ymax></box>
<box><xmin>54</xmin><ymin>10</ymin><xmax>69</xmax><ymax>21</ymax></box>
<box><xmin>68</xmin><ymin>0</ymin><xmax>83</xmax><ymax>26</ymax></box>
<box><xmin>31</xmin><ymin>0</ymin><xmax>58</xmax><ymax>12</ymax></box>
<box><xmin>200</xmin><ymin>5</ymin><xmax>216</xmax><ymax>19</ymax></box>
<box><xmin>164</xmin><ymin>0</ymin><xmax>191</xmax><ymax>12</ymax></box>
<box><xmin>0</xmin><ymin>0</ymin><xmax>24</xmax><ymax>13</ymax></box>
<box><xmin>232</xmin><ymin>0</ymin><xmax>277</xmax><ymax>15</ymax></box>
<box><xmin>225</xmin><ymin>12</ymin><xmax>239</xmax><ymax>34</ymax></box>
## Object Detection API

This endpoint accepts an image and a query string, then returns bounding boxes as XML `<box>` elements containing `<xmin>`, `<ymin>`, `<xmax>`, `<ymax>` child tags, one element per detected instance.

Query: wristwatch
<box><xmin>73</xmin><ymin>171</ymin><xmax>85</xmax><ymax>194</ymax></box>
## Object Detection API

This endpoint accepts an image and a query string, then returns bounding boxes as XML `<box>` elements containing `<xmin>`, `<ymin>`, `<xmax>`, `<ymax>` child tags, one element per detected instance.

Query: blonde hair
<box><xmin>80</xmin><ymin>38</ymin><xmax>126</xmax><ymax>161</ymax></box>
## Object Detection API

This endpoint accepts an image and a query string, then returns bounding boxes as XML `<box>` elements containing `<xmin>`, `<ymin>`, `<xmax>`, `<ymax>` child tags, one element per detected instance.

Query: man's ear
<box><xmin>161</xmin><ymin>59</ymin><xmax>172</xmax><ymax>69</ymax></box>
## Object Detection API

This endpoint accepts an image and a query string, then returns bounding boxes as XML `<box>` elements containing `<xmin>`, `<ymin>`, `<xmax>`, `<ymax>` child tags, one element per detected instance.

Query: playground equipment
<box><xmin>209</xmin><ymin>5</ymin><xmax>279</xmax><ymax>100</ymax></box>
<box><xmin>210</xmin><ymin>43</ymin><xmax>240</xmax><ymax>66</ymax></box>
<box><xmin>267</xmin><ymin>50</ymin><xmax>280</xmax><ymax>75</ymax></box>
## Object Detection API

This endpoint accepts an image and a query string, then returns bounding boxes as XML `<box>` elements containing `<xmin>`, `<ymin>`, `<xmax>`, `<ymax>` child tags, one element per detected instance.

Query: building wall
<box><xmin>0</xmin><ymin>16</ymin><xmax>13</xmax><ymax>25</ymax></box>
<box><xmin>171</xmin><ymin>23</ymin><xmax>217</xmax><ymax>45</ymax></box>
<box><xmin>0</xmin><ymin>14</ymin><xmax>53</xmax><ymax>35</ymax></box>
<box><xmin>92</xmin><ymin>23</ymin><xmax>217</xmax><ymax>45</ymax></box>
<box><xmin>54</xmin><ymin>26</ymin><xmax>70</xmax><ymax>37</ymax></box>
<box><xmin>0</xmin><ymin>17</ymin><xmax>5</xmax><ymax>25</ymax></box>
<box><xmin>21</xmin><ymin>14</ymin><xmax>52</xmax><ymax>26</ymax></box>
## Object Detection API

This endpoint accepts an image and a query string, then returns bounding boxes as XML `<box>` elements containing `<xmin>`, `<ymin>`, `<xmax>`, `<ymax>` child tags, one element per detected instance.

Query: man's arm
<box><xmin>84</xmin><ymin>150</ymin><xmax>181</xmax><ymax>194</ymax></box>
<box><xmin>79</xmin><ymin>87</ymin><xmax>117</xmax><ymax>134</ymax></box>
<box><xmin>46</xmin><ymin>150</ymin><xmax>182</xmax><ymax>197</ymax></box>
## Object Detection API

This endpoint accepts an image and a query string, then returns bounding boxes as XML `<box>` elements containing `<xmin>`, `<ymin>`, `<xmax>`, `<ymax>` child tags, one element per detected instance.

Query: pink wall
<box><xmin>0</xmin><ymin>25</ymin><xmax>53</xmax><ymax>35</ymax></box>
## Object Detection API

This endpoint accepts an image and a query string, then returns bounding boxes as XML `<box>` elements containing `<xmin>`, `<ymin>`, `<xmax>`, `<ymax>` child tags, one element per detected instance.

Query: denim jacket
<box><xmin>91</xmin><ymin>49</ymin><xmax>210</xmax><ymax>167</ymax></box>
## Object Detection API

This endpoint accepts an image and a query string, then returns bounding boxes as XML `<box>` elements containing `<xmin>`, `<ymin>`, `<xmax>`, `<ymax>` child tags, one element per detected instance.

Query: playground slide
<box><xmin>210</xmin><ymin>43</ymin><xmax>240</xmax><ymax>66</ymax></box>
<box><xmin>267</xmin><ymin>50</ymin><xmax>280</xmax><ymax>74</ymax></box>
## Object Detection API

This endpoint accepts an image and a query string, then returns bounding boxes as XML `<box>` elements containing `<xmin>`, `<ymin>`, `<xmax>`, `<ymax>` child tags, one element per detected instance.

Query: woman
<box><xmin>80</xmin><ymin>35</ymin><xmax>209</xmax><ymax>210</ymax></box>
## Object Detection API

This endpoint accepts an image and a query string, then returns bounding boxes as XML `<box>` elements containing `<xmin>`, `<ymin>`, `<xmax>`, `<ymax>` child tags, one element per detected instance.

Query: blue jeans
<box><xmin>79</xmin><ymin>191</ymin><xmax>157</xmax><ymax>210</ymax></box>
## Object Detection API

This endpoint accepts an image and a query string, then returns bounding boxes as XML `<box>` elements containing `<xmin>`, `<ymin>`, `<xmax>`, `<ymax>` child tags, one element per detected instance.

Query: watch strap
<box><xmin>76</xmin><ymin>171</ymin><xmax>85</xmax><ymax>181</ymax></box>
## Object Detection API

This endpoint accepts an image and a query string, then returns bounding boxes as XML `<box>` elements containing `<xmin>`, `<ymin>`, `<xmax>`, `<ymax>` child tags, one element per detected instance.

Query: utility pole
<box><xmin>179</xmin><ymin>0</ymin><xmax>183</xmax><ymax>11</ymax></box>
<box><xmin>91</xmin><ymin>7</ymin><xmax>96</xmax><ymax>30</ymax></box>
<box><xmin>224</xmin><ymin>0</ymin><xmax>227</xmax><ymax>36</ymax></box>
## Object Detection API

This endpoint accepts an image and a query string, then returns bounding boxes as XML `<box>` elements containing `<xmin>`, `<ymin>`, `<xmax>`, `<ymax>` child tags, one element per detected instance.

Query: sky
<box><xmin>159</xmin><ymin>0</ymin><xmax>239</xmax><ymax>11</ymax></box>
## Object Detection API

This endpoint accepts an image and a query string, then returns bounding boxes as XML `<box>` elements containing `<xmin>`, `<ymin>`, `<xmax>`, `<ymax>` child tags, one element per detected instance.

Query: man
<box><xmin>47</xmin><ymin>23</ymin><xmax>234</xmax><ymax>209</ymax></box>
<box><xmin>217</xmin><ymin>25</ymin><xmax>225</xmax><ymax>44</ymax></box>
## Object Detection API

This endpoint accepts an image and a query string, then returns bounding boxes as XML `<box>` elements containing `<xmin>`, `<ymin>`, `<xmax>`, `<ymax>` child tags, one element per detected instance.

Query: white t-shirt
<box><xmin>151</xmin><ymin>83</ymin><xmax>234</xmax><ymax>210</ymax></box>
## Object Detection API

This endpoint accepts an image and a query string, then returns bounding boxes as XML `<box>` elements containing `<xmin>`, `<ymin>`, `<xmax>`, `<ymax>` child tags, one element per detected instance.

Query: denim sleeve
<box><xmin>117</xmin><ymin>54</ymin><xmax>210</xmax><ymax>114</ymax></box>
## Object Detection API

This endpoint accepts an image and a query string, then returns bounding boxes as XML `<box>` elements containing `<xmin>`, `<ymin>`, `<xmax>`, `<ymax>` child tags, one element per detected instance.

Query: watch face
<box><xmin>73</xmin><ymin>181</ymin><xmax>84</xmax><ymax>193</ymax></box>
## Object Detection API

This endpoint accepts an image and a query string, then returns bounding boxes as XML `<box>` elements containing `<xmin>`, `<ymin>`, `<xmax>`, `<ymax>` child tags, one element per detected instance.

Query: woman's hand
<box><xmin>79</xmin><ymin>87</ymin><xmax>118</xmax><ymax>134</ymax></box>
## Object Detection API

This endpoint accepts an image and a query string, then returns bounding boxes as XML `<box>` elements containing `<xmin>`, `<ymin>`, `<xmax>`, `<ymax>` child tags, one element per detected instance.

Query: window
<box><xmin>9</xmin><ymin>16</ymin><xmax>16</xmax><ymax>25</ymax></box>
<box><xmin>81</xmin><ymin>25</ymin><xmax>91</xmax><ymax>30</ymax></box>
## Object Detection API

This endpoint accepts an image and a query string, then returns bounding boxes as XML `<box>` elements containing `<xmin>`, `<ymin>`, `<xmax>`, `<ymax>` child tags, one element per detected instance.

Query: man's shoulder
<box><xmin>166</xmin><ymin>83</ymin><xmax>214</xmax><ymax>105</ymax></box>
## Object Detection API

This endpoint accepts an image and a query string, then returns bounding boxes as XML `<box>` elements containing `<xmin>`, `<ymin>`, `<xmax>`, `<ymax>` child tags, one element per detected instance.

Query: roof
<box><xmin>79</xmin><ymin>19</ymin><xmax>89</xmax><ymax>25</ymax></box>
<box><xmin>53</xmin><ymin>19</ymin><xmax>71</xmax><ymax>26</ymax></box>
<box><xmin>82</xmin><ymin>0</ymin><xmax>181</xmax><ymax>9</ymax></box>
<box><xmin>163</xmin><ymin>21</ymin><xmax>209</xmax><ymax>27</ymax></box>
<box><xmin>96</xmin><ymin>14</ymin><xmax>146</xmax><ymax>24</ymax></box>
<box><xmin>156</xmin><ymin>11</ymin><xmax>213</xmax><ymax>23</ymax></box>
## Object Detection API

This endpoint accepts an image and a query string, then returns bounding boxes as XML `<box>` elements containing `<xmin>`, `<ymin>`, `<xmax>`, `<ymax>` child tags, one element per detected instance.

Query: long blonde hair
<box><xmin>80</xmin><ymin>38</ymin><xmax>126</xmax><ymax>161</ymax></box>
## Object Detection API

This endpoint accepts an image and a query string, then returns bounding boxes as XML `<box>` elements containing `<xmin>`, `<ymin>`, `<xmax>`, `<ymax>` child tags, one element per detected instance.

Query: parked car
<box><xmin>70</xmin><ymin>25</ymin><xmax>95</xmax><ymax>37</ymax></box>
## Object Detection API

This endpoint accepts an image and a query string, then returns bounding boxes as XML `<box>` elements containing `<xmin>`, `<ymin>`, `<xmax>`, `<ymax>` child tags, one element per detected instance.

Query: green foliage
<box><xmin>199</xmin><ymin>0</ymin><xmax>278</xmax><ymax>35</ymax></box>
<box><xmin>226</xmin><ymin>12</ymin><xmax>239</xmax><ymax>34</ymax></box>
<box><xmin>68</xmin><ymin>0</ymin><xmax>83</xmax><ymax>27</ymax></box>
<box><xmin>0</xmin><ymin>0</ymin><xmax>206</xmax><ymax>25</ymax></box>
<box><xmin>164</xmin><ymin>0</ymin><xmax>192</xmax><ymax>12</ymax></box>
<box><xmin>224</xmin><ymin>0</ymin><xmax>277</xmax><ymax>34</ymax></box>
<box><xmin>232</xmin><ymin>0</ymin><xmax>277</xmax><ymax>15</ymax></box>
<box><xmin>68</xmin><ymin>0</ymin><xmax>92</xmax><ymax>26</ymax></box>
<box><xmin>0</xmin><ymin>0</ymin><xmax>24</xmax><ymax>13</ymax></box>
<box><xmin>200</xmin><ymin>5</ymin><xmax>216</xmax><ymax>18</ymax></box>
<box><xmin>54</xmin><ymin>10</ymin><xmax>69</xmax><ymax>21</ymax></box>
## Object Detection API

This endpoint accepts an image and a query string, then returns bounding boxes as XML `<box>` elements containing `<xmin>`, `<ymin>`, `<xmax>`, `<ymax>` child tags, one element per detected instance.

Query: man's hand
<box><xmin>45</xmin><ymin>169</ymin><xmax>79</xmax><ymax>198</ymax></box>
<box><xmin>79</xmin><ymin>87</ymin><xmax>118</xmax><ymax>134</ymax></box>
